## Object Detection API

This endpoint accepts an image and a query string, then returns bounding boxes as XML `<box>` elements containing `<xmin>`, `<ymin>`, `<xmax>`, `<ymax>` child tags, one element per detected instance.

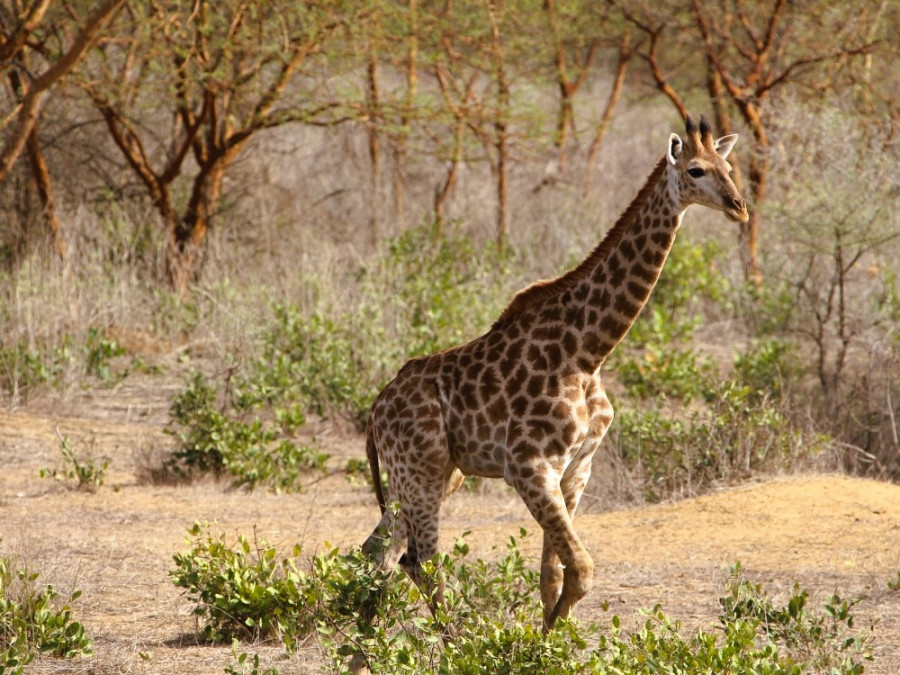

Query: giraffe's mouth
<box><xmin>725</xmin><ymin>206</ymin><xmax>750</xmax><ymax>223</ymax></box>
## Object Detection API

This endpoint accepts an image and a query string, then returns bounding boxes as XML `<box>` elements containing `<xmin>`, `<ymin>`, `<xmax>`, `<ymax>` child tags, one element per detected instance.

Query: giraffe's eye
<box><xmin>687</xmin><ymin>167</ymin><xmax>705</xmax><ymax>179</ymax></box>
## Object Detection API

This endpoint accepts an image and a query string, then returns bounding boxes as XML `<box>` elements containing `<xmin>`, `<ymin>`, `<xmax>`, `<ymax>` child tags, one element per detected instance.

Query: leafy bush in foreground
<box><xmin>170</xmin><ymin>526</ymin><xmax>871</xmax><ymax>674</ymax></box>
<box><xmin>170</xmin><ymin>523</ymin><xmax>314</xmax><ymax>650</ymax></box>
<box><xmin>0</xmin><ymin>554</ymin><xmax>92</xmax><ymax>674</ymax></box>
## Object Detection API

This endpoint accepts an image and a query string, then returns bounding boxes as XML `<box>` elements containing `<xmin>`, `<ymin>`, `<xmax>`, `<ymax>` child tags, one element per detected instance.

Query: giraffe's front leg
<box><xmin>512</xmin><ymin>463</ymin><xmax>595</xmax><ymax>631</ymax></box>
<box><xmin>540</xmin><ymin>534</ymin><xmax>564</xmax><ymax>628</ymax></box>
<box><xmin>536</xmin><ymin>450</ymin><xmax>597</xmax><ymax>630</ymax></box>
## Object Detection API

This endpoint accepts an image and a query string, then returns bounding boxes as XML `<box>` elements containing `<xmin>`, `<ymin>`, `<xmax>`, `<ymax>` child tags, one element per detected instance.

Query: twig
<box><xmin>834</xmin><ymin>441</ymin><xmax>884</xmax><ymax>473</ymax></box>
<box><xmin>887</xmin><ymin>386</ymin><xmax>899</xmax><ymax>446</ymax></box>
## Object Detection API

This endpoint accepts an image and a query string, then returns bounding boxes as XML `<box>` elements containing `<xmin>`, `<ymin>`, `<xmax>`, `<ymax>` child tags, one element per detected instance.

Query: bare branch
<box><xmin>585</xmin><ymin>27</ymin><xmax>630</xmax><ymax>195</ymax></box>
<box><xmin>0</xmin><ymin>0</ymin><xmax>124</xmax><ymax>181</ymax></box>
<box><xmin>760</xmin><ymin>42</ymin><xmax>878</xmax><ymax>97</ymax></box>
<box><xmin>621</xmin><ymin>6</ymin><xmax>687</xmax><ymax>119</ymax></box>
<box><xmin>0</xmin><ymin>0</ymin><xmax>52</xmax><ymax>64</ymax></box>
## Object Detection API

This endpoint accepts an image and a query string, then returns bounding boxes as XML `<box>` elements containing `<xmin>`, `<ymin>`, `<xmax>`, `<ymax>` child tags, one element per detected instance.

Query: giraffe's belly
<box><xmin>444</xmin><ymin>403</ymin><xmax>605</xmax><ymax>481</ymax></box>
<box><xmin>446</xmin><ymin>421</ymin><xmax>508</xmax><ymax>479</ymax></box>
<box><xmin>439</xmin><ymin>366</ymin><xmax>612</xmax><ymax>480</ymax></box>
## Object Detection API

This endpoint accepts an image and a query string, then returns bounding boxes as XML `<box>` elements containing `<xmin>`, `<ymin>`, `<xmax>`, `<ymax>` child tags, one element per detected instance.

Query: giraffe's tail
<box><xmin>366</xmin><ymin>428</ymin><xmax>386</xmax><ymax>515</ymax></box>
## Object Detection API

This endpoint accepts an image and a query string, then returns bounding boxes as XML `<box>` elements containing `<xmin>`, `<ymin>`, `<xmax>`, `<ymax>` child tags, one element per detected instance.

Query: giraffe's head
<box><xmin>666</xmin><ymin>114</ymin><xmax>749</xmax><ymax>223</ymax></box>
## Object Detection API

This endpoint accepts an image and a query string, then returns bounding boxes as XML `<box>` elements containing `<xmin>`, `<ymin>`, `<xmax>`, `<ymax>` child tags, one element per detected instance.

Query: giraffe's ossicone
<box><xmin>361</xmin><ymin>114</ymin><xmax>748</xmax><ymax>631</ymax></box>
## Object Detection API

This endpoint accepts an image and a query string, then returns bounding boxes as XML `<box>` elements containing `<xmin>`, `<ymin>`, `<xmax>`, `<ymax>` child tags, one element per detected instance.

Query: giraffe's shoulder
<box><xmin>494</xmin><ymin>278</ymin><xmax>559</xmax><ymax>327</ymax></box>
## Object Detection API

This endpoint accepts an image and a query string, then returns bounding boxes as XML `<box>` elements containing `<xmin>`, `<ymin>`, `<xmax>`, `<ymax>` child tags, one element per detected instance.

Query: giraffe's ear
<box><xmin>714</xmin><ymin>134</ymin><xmax>738</xmax><ymax>159</ymax></box>
<box><xmin>667</xmin><ymin>133</ymin><xmax>683</xmax><ymax>165</ymax></box>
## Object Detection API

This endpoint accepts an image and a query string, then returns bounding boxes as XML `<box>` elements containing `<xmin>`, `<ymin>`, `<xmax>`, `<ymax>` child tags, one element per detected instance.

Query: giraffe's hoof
<box><xmin>348</xmin><ymin>653</ymin><xmax>371</xmax><ymax>674</ymax></box>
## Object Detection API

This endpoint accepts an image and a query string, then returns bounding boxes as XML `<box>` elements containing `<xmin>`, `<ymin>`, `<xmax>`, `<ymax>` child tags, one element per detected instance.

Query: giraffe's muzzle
<box><xmin>725</xmin><ymin>195</ymin><xmax>749</xmax><ymax>223</ymax></box>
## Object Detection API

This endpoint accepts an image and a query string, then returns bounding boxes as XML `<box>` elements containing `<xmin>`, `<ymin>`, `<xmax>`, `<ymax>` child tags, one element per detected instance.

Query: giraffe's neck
<box><xmin>492</xmin><ymin>157</ymin><xmax>686</xmax><ymax>373</ymax></box>
<box><xmin>565</xmin><ymin>158</ymin><xmax>684</xmax><ymax>371</ymax></box>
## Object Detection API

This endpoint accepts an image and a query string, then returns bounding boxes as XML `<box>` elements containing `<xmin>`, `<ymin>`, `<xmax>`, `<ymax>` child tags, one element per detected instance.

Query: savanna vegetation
<box><xmin>1</xmin><ymin>0</ymin><xmax>899</xmax><ymax>672</ymax></box>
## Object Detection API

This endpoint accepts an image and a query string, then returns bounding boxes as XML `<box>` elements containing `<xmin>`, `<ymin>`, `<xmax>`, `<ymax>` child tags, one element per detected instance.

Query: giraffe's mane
<box><xmin>494</xmin><ymin>155</ymin><xmax>668</xmax><ymax>327</ymax></box>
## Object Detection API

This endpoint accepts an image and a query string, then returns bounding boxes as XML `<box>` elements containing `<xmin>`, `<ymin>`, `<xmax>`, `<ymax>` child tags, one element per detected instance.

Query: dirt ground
<box><xmin>1</xmin><ymin>377</ymin><xmax>898</xmax><ymax>674</ymax></box>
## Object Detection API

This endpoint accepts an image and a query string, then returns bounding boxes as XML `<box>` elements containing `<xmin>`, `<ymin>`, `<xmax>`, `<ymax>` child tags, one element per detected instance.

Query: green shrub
<box><xmin>618</xmin><ymin>343</ymin><xmax>716</xmax><ymax>403</ymax></box>
<box><xmin>166</xmin><ymin>372</ymin><xmax>328</xmax><ymax>492</ymax></box>
<box><xmin>358</xmin><ymin>224</ymin><xmax>512</xmax><ymax>362</ymax></box>
<box><xmin>610</xmin><ymin>238</ymin><xmax>736</xmax><ymax>415</ymax></box>
<box><xmin>224</xmin><ymin>642</ymin><xmax>280</xmax><ymax>675</ymax></box>
<box><xmin>888</xmin><ymin>571</ymin><xmax>900</xmax><ymax>591</ymax></box>
<box><xmin>612</xmin><ymin>379</ymin><xmax>830</xmax><ymax>502</ymax></box>
<box><xmin>171</xmin><ymin>527</ymin><xmax>872</xmax><ymax>674</ymax></box>
<box><xmin>166</xmin><ymin>373</ymin><xmax>230</xmax><ymax>475</ymax></box>
<box><xmin>0</xmin><ymin>341</ymin><xmax>66</xmax><ymax>399</ymax></box>
<box><xmin>0</xmin><ymin>327</ymin><xmax>128</xmax><ymax>401</ymax></box>
<box><xmin>309</xmin><ymin>541</ymin><xmax>422</xmax><ymax>672</ymax></box>
<box><xmin>311</xmin><ymin>529</ymin><xmax>588</xmax><ymax>674</ymax></box>
<box><xmin>343</xmin><ymin>458</ymin><xmax>372</xmax><ymax>485</ymax></box>
<box><xmin>249</xmin><ymin>307</ymin><xmax>376</xmax><ymax>427</ymax></box>
<box><xmin>591</xmin><ymin>563</ymin><xmax>870</xmax><ymax>674</ymax></box>
<box><xmin>594</xmin><ymin>605</ymin><xmax>783</xmax><ymax>674</ymax></box>
<box><xmin>719</xmin><ymin>563</ymin><xmax>871</xmax><ymax>673</ymax></box>
<box><xmin>83</xmin><ymin>327</ymin><xmax>126</xmax><ymax>383</ymax></box>
<box><xmin>733</xmin><ymin>338</ymin><xmax>795</xmax><ymax>404</ymax></box>
<box><xmin>0</xmin><ymin>554</ymin><xmax>92</xmax><ymax>674</ymax></box>
<box><xmin>627</xmin><ymin>238</ymin><xmax>729</xmax><ymax>348</ymax></box>
<box><xmin>38</xmin><ymin>435</ymin><xmax>108</xmax><ymax>493</ymax></box>
<box><xmin>170</xmin><ymin>523</ymin><xmax>314</xmax><ymax>649</ymax></box>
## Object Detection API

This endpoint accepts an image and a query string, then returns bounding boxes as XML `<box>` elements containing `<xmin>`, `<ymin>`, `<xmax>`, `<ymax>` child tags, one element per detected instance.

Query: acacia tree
<box><xmin>541</xmin><ymin>0</ymin><xmax>629</xmax><ymax>190</ymax></box>
<box><xmin>78</xmin><ymin>0</ymin><xmax>353</xmax><ymax>295</ymax></box>
<box><xmin>689</xmin><ymin>0</ymin><xmax>880</xmax><ymax>284</ymax></box>
<box><xmin>583</xmin><ymin>26</ymin><xmax>631</xmax><ymax>196</ymax></box>
<box><xmin>617</xmin><ymin>0</ymin><xmax>883</xmax><ymax>284</ymax></box>
<box><xmin>350</xmin><ymin>0</ymin><xmax>421</xmax><ymax>243</ymax></box>
<box><xmin>543</xmin><ymin>0</ymin><xmax>600</xmax><ymax>175</ymax></box>
<box><xmin>421</xmin><ymin>1</ymin><xmax>545</xmax><ymax>255</ymax></box>
<box><xmin>0</xmin><ymin>0</ymin><xmax>124</xmax><ymax>256</ymax></box>
<box><xmin>763</xmin><ymin>103</ymin><xmax>900</xmax><ymax>473</ymax></box>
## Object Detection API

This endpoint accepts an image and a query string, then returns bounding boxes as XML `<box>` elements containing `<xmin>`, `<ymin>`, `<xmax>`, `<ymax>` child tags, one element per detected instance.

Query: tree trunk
<box><xmin>488</xmin><ymin>1</ymin><xmax>509</xmax><ymax>255</ymax></box>
<box><xmin>167</xmin><ymin>159</ymin><xmax>227</xmax><ymax>296</ymax></box>
<box><xmin>7</xmin><ymin>69</ymin><xmax>64</xmax><ymax>258</ymax></box>
<box><xmin>392</xmin><ymin>0</ymin><xmax>418</xmax><ymax>228</ymax></box>
<box><xmin>706</xmin><ymin>64</ymin><xmax>760</xmax><ymax>284</ymax></box>
<box><xmin>25</xmin><ymin>126</ymin><xmax>64</xmax><ymax>259</ymax></box>
<box><xmin>737</xmin><ymin>100</ymin><xmax>768</xmax><ymax>286</ymax></box>
<box><xmin>585</xmin><ymin>28</ymin><xmax>630</xmax><ymax>196</ymax></box>
<box><xmin>366</xmin><ymin>48</ymin><xmax>381</xmax><ymax>247</ymax></box>
<box><xmin>434</xmin><ymin>113</ymin><xmax>464</xmax><ymax>237</ymax></box>
<box><xmin>744</xmin><ymin>154</ymin><xmax>767</xmax><ymax>285</ymax></box>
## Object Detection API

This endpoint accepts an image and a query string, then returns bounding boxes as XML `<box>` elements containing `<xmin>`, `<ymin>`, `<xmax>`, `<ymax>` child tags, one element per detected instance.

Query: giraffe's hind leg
<box><xmin>362</xmin><ymin>505</ymin><xmax>408</xmax><ymax>570</ymax></box>
<box><xmin>398</xmin><ymin>467</ymin><xmax>458</xmax><ymax>610</ymax></box>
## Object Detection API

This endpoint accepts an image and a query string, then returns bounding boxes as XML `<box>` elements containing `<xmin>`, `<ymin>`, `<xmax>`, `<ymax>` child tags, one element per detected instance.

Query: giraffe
<box><xmin>361</xmin><ymin>114</ymin><xmax>749</xmax><ymax>630</ymax></box>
